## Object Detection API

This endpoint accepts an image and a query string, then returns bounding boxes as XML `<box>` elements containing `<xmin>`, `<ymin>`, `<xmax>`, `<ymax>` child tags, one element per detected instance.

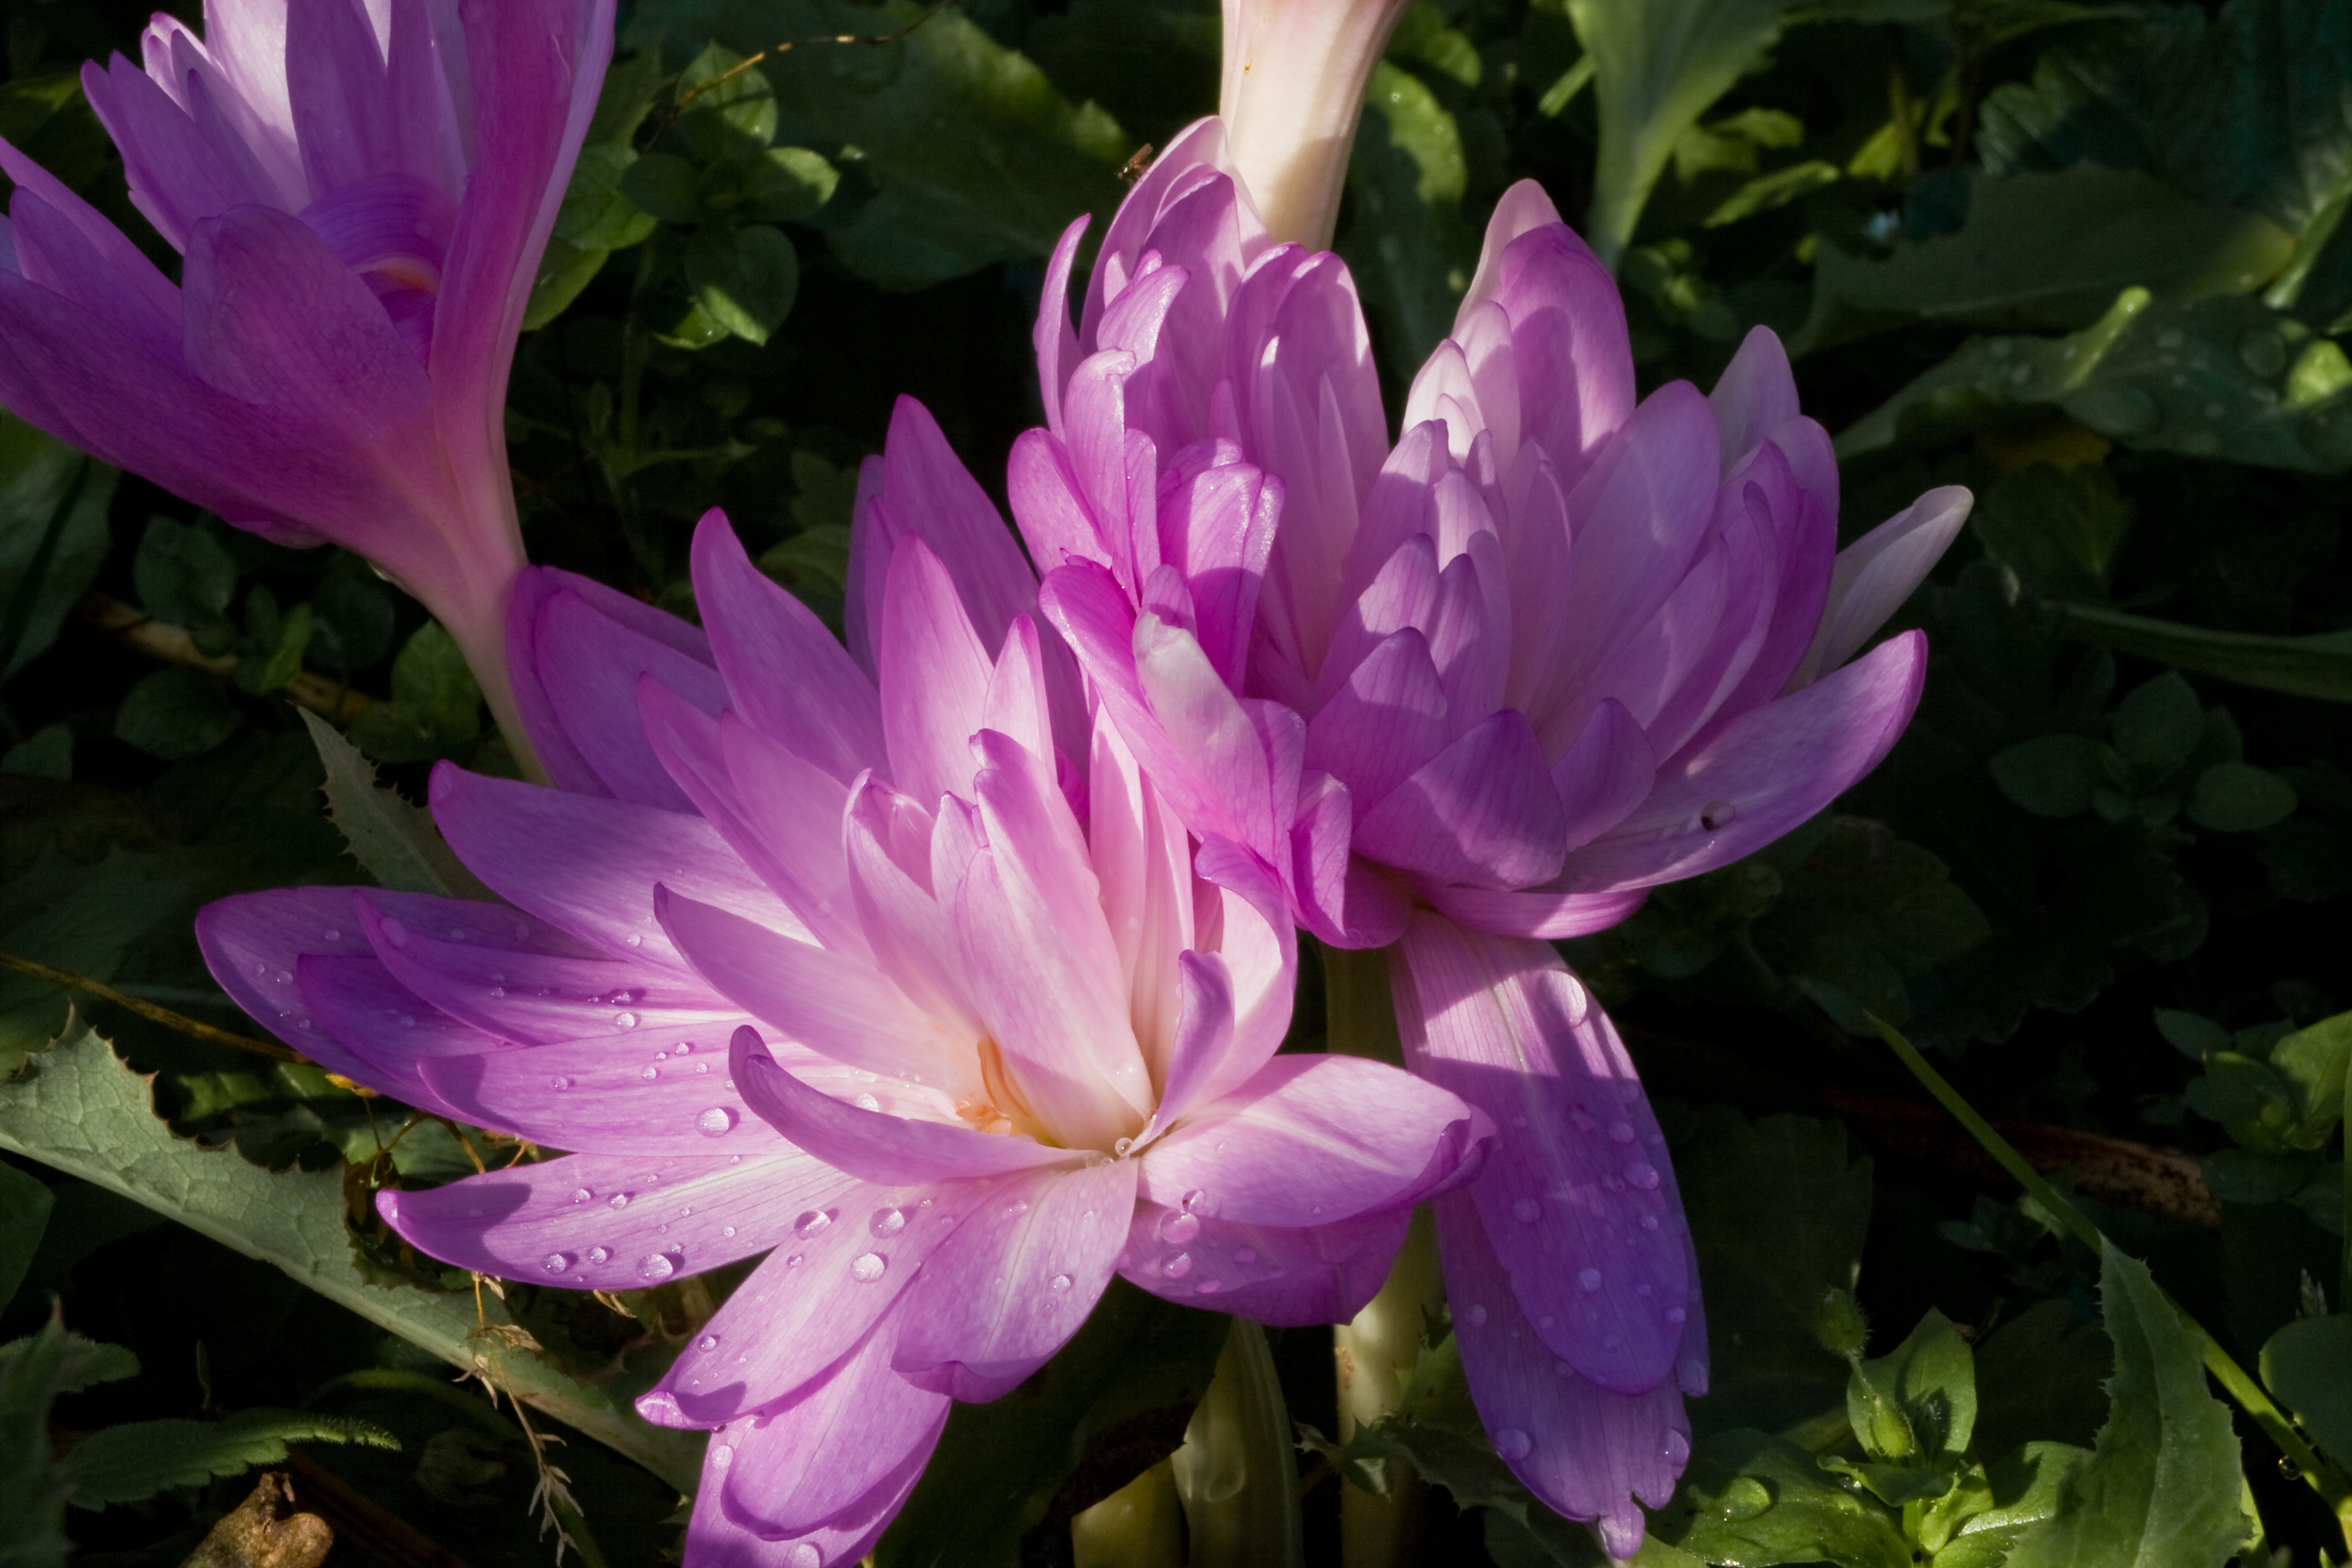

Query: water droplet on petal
<box><xmin>1666</xmin><ymin>1306</ymin><xmax>1687</xmax><ymax>1325</ymax></box>
<box><xmin>1511</xmin><ymin>1197</ymin><xmax>1541</xmax><ymax>1223</ymax></box>
<box><xmin>1494</xmin><ymin>1428</ymin><xmax>1531</xmax><ymax>1462</ymax></box>
<box><xmin>1639</xmin><ymin>1213</ymin><xmax>1661</xmax><ymax>1232</ymax></box>
<box><xmin>1699</xmin><ymin>799</ymin><xmax>1737</xmax><ymax>831</ymax></box>
<box><xmin>637</xmin><ymin>1253</ymin><xmax>674</xmax><ymax>1281</ymax></box>
<box><xmin>609</xmin><ymin>1192</ymin><xmax>634</xmax><ymax>1210</ymax></box>
<box><xmin>871</xmin><ymin>1207</ymin><xmax>907</xmax><ymax>1237</ymax></box>
<box><xmin>490</xmin><ymin>986</ymin><xmax>507</xmax><ymax>998</ymax></box>
<box><xmin>850</xmin><ymin>1252</ymin><xmax>887</xmax><ymax>1282</ymax></box>
<box><xmin>787</xmin><ymin>1545</ymin><xmax>821</xmax><ymax>1568</ymax></box>
<box><xmin>795</xmin><ymin>1210</ymin><xmax>833</xmax><ymax>1237</ymax></box>
<box><xmin>1578</xmin><ymin>1268</ymin><xmax>1603</xmax><ymax>1292</ymax></box>
<box><xmin>322</xmin><ymin>929</ymin><xmax>341</xmax><ymax>942</ymax></box>
<box><xmin>1606</xmin><ymin>1120</ymin><xmax>1635</xmax><ymax>1144</ymax></box>
<box><xmin>1113</xmin><ymin>1137</ymin><xmax>1134</xmax><ymax>1157</ymax></box>
<box><xmin>1160</xmin><ymin>1211</ymin><xmax>1201</xmax><ymax>1244</ymax></box>
<box><xmin>1663</xmin><ymin>1429</ymin><xmax>1691</xmax><ymax>1468</ymax></box>
<box><xmin>587</xmin><ymin>1246</ymin><xmax>610</xmax><ymax>1264</ymax></box>
<box><xmin>711</xmin><ymin>1443</ymin><xmax>733</xmax><ymax>1469</ymax></box>
<box><xmin>1626</xmin><ymin>1161</ymin><xmax>1659</xmax><ymax>1190</ymax></box>
<box><xmin>541</xmin><ymin>1253</ymin><xmax>570</xmax><ymax>1274</ymax></box>
<box><xmin>696</xmin><ymin>1334</ymin><xmax>718</xmax><ymax>1351</ymax></box>
<box><xmin>697</xmin><ymin>1106</ymin><xmax>736</xmax><ymax>1137</ymax></box>
<box><xmin>1050</xmin><ymin>1273</ymin><xmax>1073</xmax><ymax>1291</ymax></box>
<box><xmin>615</xmin><ymin>1012</ymin><xmax>639</xmax><ymax>1030</ymax></box>
<box><xmin>570</xmin><ymin>1188</ymin><xmax>592</xmax><ymax>1204</ymax></box>
<box><xmin>721</xmin><ymin>1225</ymin><xmax>736</xmax><ymax>1238</ymax></box>
<box><xmin>1465</xmin><ymin>1304</ymin><xmax>1488</xmax><ymax>1327</ymax></box>
<box><xmin>1161</xmin><ymin>1253</ymin><xmax>1192</xmax><ymax>1279</ymax></box>
<box><xmin>1181</xmin><ymin>1189</ymin><xmax>1205</xmax><ymax>1212</ymax></box>
<box><xmin>1560</xmin><ymin>973</ymin><xmax>1589</xmax><ymax>1025</ymax></box>
<box><xmin>853</xmin><ymin>1093</ymin><xmax>880</xmax><ymax>1112</ymax></box>
<box><xmin>641</xmin><ymin>1065</ymin><xmax>659</xmax><ymax>1081</ymax></box>
<box><xmin>1194</xmin><ymin>1279</ymin><xmax>1221</xmax><ymax>1295</ymax></box>
<box><xmin>626</xmin><ymin>933</ymin><xmax>644</xmax><ymax>948</ymax></box>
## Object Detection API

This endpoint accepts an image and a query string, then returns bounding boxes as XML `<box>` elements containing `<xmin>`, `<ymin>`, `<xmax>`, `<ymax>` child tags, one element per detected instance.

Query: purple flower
<box><xmin>0</xmin><ymin>0</ymin><xmax>614</xmax><ymax>768</ymax></box>
<box><xmin>1008</xmin><ymin>124</ymin><xmax>1969</xmax><ymax>1550</ymax></box>
<box><xmin>1219</xmin><ymin>0</ymin><xmax>1416</xmax><ymax>247</ymax></box>
<box><xmin>197</xmin><ymin>400</ymin><xmax>1489</xmax><ymax>1564</ymax></box>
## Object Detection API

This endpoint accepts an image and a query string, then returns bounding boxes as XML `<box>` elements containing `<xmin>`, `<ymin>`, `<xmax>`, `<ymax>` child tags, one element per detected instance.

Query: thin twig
<box><xmin>0</xmin><ymin>949</ymin><xmax>299</xmax><ymax>1063</ymax></box>
<box><xmin>642</xmin><ymin>0</ymin><xmax>956</xmax><ymax>145</ymax></box>
<box><xmin>80</xmin><ymin>595</ymin><xmax>374</xmax><ymax>725</ymax></box>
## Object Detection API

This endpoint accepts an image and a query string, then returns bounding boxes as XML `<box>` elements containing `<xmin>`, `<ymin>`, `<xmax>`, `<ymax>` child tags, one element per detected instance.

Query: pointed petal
<box><xmin>1792</xmin><ymin>487</ymin><xmax>1971</xmax><ymax>688</ymax></box>
<box><xmin>523</xmin><ymin>588</ymin><xmax>726</xmax><ymax>810</ymax></box>
<box><xmin>420</xmin><ymin>1028</ymin><xmax>787</xmax><ymax>1156</ymax></box>
<box><xmin>195</xmin><ymin>886</ymin><xmax>380</xmax><ymax>1053</ymax></box>
<box><xmin>1552</xmin><ymin>699</ymin><xmax>1655</xmax><ymax>852</ymax></box>
<box><xmin>1708</xmin><ymin>326</ymin><xmax>1801</xmax><ymax>473</ymax></box>
<box><xmin>716</xmin><ymin>1324</ymin><xmax>949</xmax><ymax>1538</ymax></box>
<box><xmin>1120</xmin><ymin>1199</ymin><xmax>1409</xmax><ymax>1324</ymax></box>
<box><xmin>1422</xmin><ymin>883</ymin><xmax>1649</xmax><ymax>942</ymax></box>
<box><xmin>1394</xmin><ymin>919</ymin><xmax>1689</xmax><ymax>1391</ymax></box>
<box><xmin>293</xmin><ymin>955</ymin><xmax>509</xmax><ymax>1114</ymax></box>
<box><xmin>1353</xmin><ymin>708</ymin><xmax>1566</xmax><ymax>890</ymax></box>
<box><xmin>890</xmin><ymin>1158</ymin><xmax>1139</xmax><ymax>1401</ymax></box>
<box><xmin>880</xmin><ymin>537</ymin><xmax>995</xmax><ymax>811</ymax></box>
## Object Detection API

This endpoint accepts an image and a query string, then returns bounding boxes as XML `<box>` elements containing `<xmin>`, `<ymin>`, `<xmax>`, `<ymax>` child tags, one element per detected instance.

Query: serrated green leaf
<box><xmin>2259</xmin><ymin>1313</ymin><xmax>2352</xmax><ymax>1462</ymax></box>
<box><xmin>1999</xmin><ymin>1243</ymin><xmax>2249</xmax><ymax>1568</ymax></box>
<box><xmin>0</xmin><ymin>1161</ymin><xmax>51</xmax><ymax>1308</ymax></box>
<box><xmin>56</xmin><ymin>1408</ymin><xmax>399</xmax><ymax>1507</ymax></box>
<box><xmin>1799</xmin><ymin>167</ymin><xmax>2293</xmax><ymax>353</ymax></box>
<box><xmin>0</xmin><ymin>1022</ymin><xmax>702</xmax><ymax>1491</ymax></box>
<box><xmin>1648</xmin><ymin>1428</ymin><xmax>1913</xmax><ymax>1567</ymax></box>
<box><xmin>1676</xmin><ymin>1110</ymin><xmax>1875</xmax><ymax>1432</ymax></box>
<box><xmin>0</xmin><ymin>1313</ymin><xmax>138</xmax><ymax>1568</ymax></box>
<box><xmin>297</xmin><ymin>710</ymin><xmax>491</xmax><ymax>900</ymax></box>
<box><xmin>1563</xmin><ymin>0</ymin><xmax>1790</xmax><ymax>268</ymax></box>
<box><xmin>1971</xmin><ymin>1301</ymin><xmax>2115</xmax><ymax>1461</ymax></box>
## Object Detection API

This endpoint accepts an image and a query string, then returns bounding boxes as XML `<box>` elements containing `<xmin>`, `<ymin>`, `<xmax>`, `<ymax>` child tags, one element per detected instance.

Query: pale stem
<box><xmin>1322</xmin><ymin>943</ymin><xmax>1441</xmax><ymax>1568</ymax></box>
<box><xmin>431</xmin><ymin>571</ymin><xmax>549</xmax><ymax>786</ymax></box>
<box><xmin>1172</xmin><ymin>1319</ymin><xmax>1306</xmax><ymax>1568</ymax></box>
<box><xmin>1071</xmin><ymin>1457</ymin><xmax>1187</xmax><ymax>1568</ymax></box>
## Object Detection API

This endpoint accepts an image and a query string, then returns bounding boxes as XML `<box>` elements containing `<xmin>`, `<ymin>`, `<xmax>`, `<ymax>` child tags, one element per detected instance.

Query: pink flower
<box><xmin>196</xmin><ymin>400</ymin><xmax>1489</xmax><ymax>1564</ymax></box>
<box><xmin>1220</xmin><ymin>0</ymin><xmax>1416</xmax><ymax>247</ymax></box>
<box><xmin>0</xmin><ymin>0</ymin><xmax>615</xmax><ymax>769</ymax></box>
<box><xmin>1009</xmin><ymin>124</ymin><xmax>1968</xmax><ymax>1550</ymax></box>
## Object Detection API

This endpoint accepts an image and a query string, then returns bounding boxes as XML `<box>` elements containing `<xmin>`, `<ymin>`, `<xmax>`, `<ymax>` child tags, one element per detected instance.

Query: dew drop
<box><xmin>322</xmin><ymin>929</ymin><xmax>341</xmax><ymax>942</ymax></box>
<box><xmin>1494</xmin><ymin>1428</ymin><xmax>1532</xmax><ymax>1462</ymax></box>
<box><xmin>1666</xmin><ymin>1306</ymin><xmax>1688</xmax><ymax>1325</ymax></box>
<box><xmin>1560</xmin><ymin>973</ymin><xmax>1590</xmax><ymax>1025</ymax></box>
<box><xmin>1606</xmin><ymin>1120</ymin><xmax>1636</xmax><ymax>1144</ymax></box>
<box><xmin>694</xmin><ymin>1062</ymin><xmax>709</xmax><ymax>1074</ymax></box>
<box><xmin>853</xmin><ymin>1093</ymin><xmax>880</xmax><ymax>1112</ymax></box>
<box><xmin>587</xmin><ymin>1246</ymin><xmax>610</xmax><ymax>1264</ymax></box>
<box><xmin>1194</xmin><ymin>1279</ymin><xmax>1221</xmax><ymax>1295</ymax></box>
<box><xmin>491</xmin><ymin>987</ymin><xmax>506</xmax><ymax>998</ymax></box>
<box><xmin>608</xmin><ymin>1192</ymin><xmax>635</xmax><ymax>1210</ymax></box>
<box><xmin>697</xmin><ymin>1334</ymin><xmax>718</xmax><ymax>1351</ymax></box>
<box><xmin>871</xmin><ymin>1207</ymin><xmax>907</xmax><ymax>1237</ymax></box>
<box><xmin>1626</xmin><ymin>1161</ymin><xmax>1660</xmax><ymax>1191</ymax></box>
<box><xmin>711</xmin><ymin>1443</ymin><xmax>733</xmax><ymax>1469</ymax></box>
<box><xmin>697</xmin><ymin>1106</ymin><xmax>737</xmax><ymax>1137</ymax></box>
<box><xmin>626</xmin><ymin>933</ymin><xmax>644</xmax><ymax>948</ymax></box>
<box><xmin>637</xmin><ymin>1253</ymin><xmax>675</xmax><ymax>1281</ymax></box>
<box><xmin>1160</xmin><ymin>1211</ymin><xmax>1201</xmax><ymax>1245</ymax></box>
<box><xmin>794</xmin><ymin>1210</ymin><xmax>834</xmax><ymax>1237</ymax></box>
<box><xmin>570</xmin><ymin>1188</ymin><xmax>592</xmax><ymax>1204</ymax></box>
<box><xmin>786</xmin><ymin>1253</ymin><xmax>804</xmax><ymax>1267</ymax></box>
<box><xmin>1181</xmin><ymin>1189</ymin><xmax>1205</xmax><ymax>1212</ymax></box>
<box><xmin>1050</xmin><ymin>1273</ymin><xmax>1073</xmax><ymax>1292</ymax></box>
<box><xmin>641</xmin><ymin>1065</ymin><xmax>659</xmax><ymax>1081</ymax></box>
<box><xmin>551</xmin><ymin>1076</ymin><xmax>572</xmax><ymax>1091</ymax></box>
<box><xmin>1639</xmin><ymin>1213</ymin><xmax>1661</xmax><ymax>1232</ymax></box>
<box><xmin>1161</xmin><ymin>1252</ymin><xmax>1193</xmax><ymax>1279</ymax></box>
<box><xmin>1511</xmin><ymin>1197</ymin><xmax>1541</xmax><ymax>1224</ymax></box>
<box><xmin>1578</xmin><ymin>1267</ymin><xmax>1604</xmax><ymax>1292</ymax></box>
<box><xmin>541</xmin><ymin>1253</ymin><xmax>570</xmax><ymax>1274</ymax></box>
<box><xmin>1698</xmin><ymin>799</ymin><xmax>1737</xmax><ymax>831</ymax></box>
<box><xmin>721</xmin><ymin>1225</ymin><xmax>736</xmax><ymax>1239</ymax></box>
<box><xmin>787</xmin><ymin>1546</ymin><xmax>822</xmax><ymax>1568</ymax></box>
<box><xmin>615</xmin><ymin>1012</ymin><xmax>640</xmax><ymax>1030</ymax></box>
<box><xmin>850</xmin><ymin>1252</ymin><xmax>887</xmax><ymax>1283</ymax></box>
<box><xmin>1113</xmin><ymin>1137</ymin><xmax>1135</xmax><ymax>1157</ymax></box>
<box><xmin>1465</xmin><ymin>1304</ymin><xmax>1489</xmax><ymax>1327</ymax></box>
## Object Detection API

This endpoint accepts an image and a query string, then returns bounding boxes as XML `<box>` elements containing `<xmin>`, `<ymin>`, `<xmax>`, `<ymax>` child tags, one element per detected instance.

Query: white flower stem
<box><xmin>1172</xmin><ymin>1319</ymin><xmax>1305</xmax><ymax>1568</ymax></box>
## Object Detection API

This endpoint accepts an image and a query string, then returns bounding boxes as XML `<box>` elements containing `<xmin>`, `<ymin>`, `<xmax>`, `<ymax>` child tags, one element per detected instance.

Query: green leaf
<box><xmin>1935</xmin><ymin>1442</ymin><xmax>2094</xmax><ymax>1567</ymax></box>
<box><xmin>2110</xmin><ymin>671</ymin><xmax>2204</xmax><ymax>778</ymax></box>
<box><xmin>0</xmin><ymin>417</ymin><xmax>114</xmax><ymax>682</ymax></box>
<box><xmin>586</xmin><ymin>44</ymin><xmax>668</xmax><ymax>148</ymax></box>
<box><xmin>2259</xmin><ymin>1313</ymin><xmax>2352</xmax><ymax>1462</ymax></box>
<box><xmin>131</xmin><ymin>517</ymin><xmax>236</xmax><ymax>639</ymax></box>
<box><xmin>307</xmin><ymin>563</ymin><xmax>394</xmax><ymax>672</ymax></box>
<box><xmin>347</xmin><ymin>621</ymin><xmax>484</xmax><ymax>764</ymax></box>
<box><xmin>0</xmin><ymin>1022</ymin><xmax>704</xmax><ymax>1492</ymax></box>
<box><xmin>635</xmin><ymin>0</ymin><xmax>1128</xmax><ymax>291</ymax></box>
<box><xmin>1837</xmin><ymin>289</ymin><xmax>2352</xmax><ymax>474</ymax></box>
<box><xmin>1798</xmin><ymin>167</ymin><xmax>2293</xmax><ymax>353</ymax></box>
<box><xmin>1563</xmin><ymin>0</ymin><xmax>1791</xmax><ymax>268</ymax></box>
<box><xmin>0</xmin><ymin>1161</ymin><xmax>51</xmax><ymax>1308</ymax></box>
<box><xmin>56</xmin><ymin>1408</ymin><xmax>399</xmax><ymax>1507</ymax></box>
<box><xmin>1971</xmin><ymin>1300</ymin><xmax>2115</xmax><ymax>1460</ymax></box>
<box><xmin>618</xmin><ymin>151</ymin><xmax>704</xmax><ymax>224</ymax></box>
<box><xmin>1847</xmin><ymin>1307</ymin><xmax>1978</xmax><ymax>1464</ymax></box>
<box><xmin>733</xmin><ymin>145</ymin><xmax>840</xmax><ymax>224</ymax></box>
<box><xmin>1989</xmin><ymin>734</ymin><xmax>2115</xmax><ymax>818</ymax></box>
<box><xmin>2263</xmin><ymin>1008</ymin><xmax>2352</xmax><ymax>1146</ymax></box>
<box><xmin>1998</xmin><ymin>1242</ymin><xmax>2250</xmax><ymax>1568</ymax></box>
<box><xmin>297</xmin><ymin>710</ymin><xmax>492</xmax><ymax>901</ymax></box>
<box><xmin>876</xmin><ymin>1278</ymin><xmax>1227</xmax><ymax>1568</ymax></box>
<box><xmin>675</xmin><ymin>42</ymin><xmax>779</xmax><ymax>157</ymax></box>
<box><xmin>524</xmin><ymin>240</ymin><xmax>613</xmax><ymax>331</ymax></box>
<box><xmin>1970</xmin><ymin>463</ymin><xmax>2134</xmax><ymax>598</ymax></box>
<box><xmin>2155</xmin><ymin>1008</ymin><xmax>2232</xmax><ymax>1060</ymax></box>
<box><xmin>0</xmin><ymin>1314</ymin><xmax>137</xmax><ymax>1568</ymax></box>
<box><xmin>2059</xmin><ymin>602</ymin><xmax>2352</xmax><ymax>703</ymax></box>
<box><xmin>1675</xmin><ymin>1110</ymin><xmax>1875</xmax><ymax>1432</ymax></box>
<box><xmin>238</xmin><ymin>600</ymin><xmax>313</xmax><ymax>695</ymax></box>
<box><xmin>1647</xmin><ymin>1428</ymin><xmax>1913</xmax><ymax>1567</ymax></box>
<box><xmin>558</xmin><ymin>144</ymin><xmax>664</xmax><ymax>258</ymax></box>
<box><xmin>2186</xmin><ymin>761</ymin><xmax>2299</xmax><ymax>831</ymax></box>
<box><xmin>1338</xmin><ymin>59</ymin><xmax>1479</xmax><ymax>383</ymax></box>
<box><xmin>685</xmin><ymin>223</ymin><xmax>801</xmax><ymax>345</ymax></box>
<box><xmin>0</xmin><ymin>724</ymin><xmax>69</xmax><ymax>781</ymax></box>
<box><xmin>114</xmin><ymin>668</ymin><xmax>238</xmax><ymax>760</ymax></box>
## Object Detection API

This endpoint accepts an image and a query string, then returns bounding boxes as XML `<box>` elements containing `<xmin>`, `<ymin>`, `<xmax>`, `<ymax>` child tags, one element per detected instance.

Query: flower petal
<box><xmin>1120</xmin><ymin>1199</ymin><xmax>1409</xmax><ymax>1325</ymax></box>
<box><xmin>890</xmin><ymin>1157</ymin><xmax>1139</xmax><ymax>1402</ymax></box>
<box><xmin>1791</xmin><ymin>486</ymin><xmax>1972</xmax><ymax>688</ymax></box>
<box><xmin>1353</xmin><ymin>707</ymin><xmax>1566</xmax><ymax>891</ymax></box>
<box><xmin>879</xmin><ymin>537</ymin><xmax>995</xmax><ymax>812</ymax></box>
<box><xmin>420</xmin><ymin>1028</ymin><xmax>784</xmax><ymax>1156</ymax></box>
<box><xmin>525</xmin><ymin>584</ymin><xmax>727</xmax><ymax>811</ymax></box>
<box><xmin>195</xmin><ymin>886</ymin><xmax>381</xmax><ymax>1053</ymax></box>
